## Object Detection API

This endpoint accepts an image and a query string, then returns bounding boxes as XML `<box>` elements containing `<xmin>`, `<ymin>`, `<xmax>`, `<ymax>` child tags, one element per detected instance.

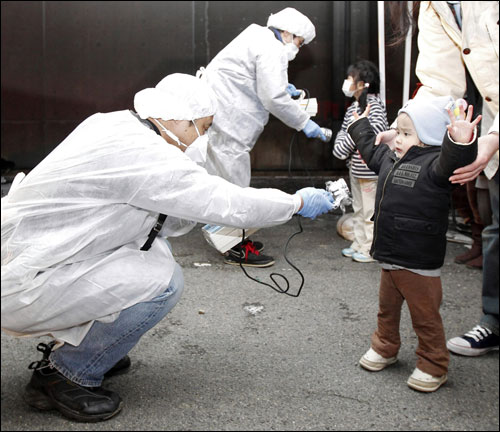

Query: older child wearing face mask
<box><xmin>348</xmin><ymin>96</ymin><xmax>481</xmax><ymax>392</ymax></box>
<box><xmin>333</xmin><ymin>60</ymin><xmax>389</xmax><ymax>263</ymax></box>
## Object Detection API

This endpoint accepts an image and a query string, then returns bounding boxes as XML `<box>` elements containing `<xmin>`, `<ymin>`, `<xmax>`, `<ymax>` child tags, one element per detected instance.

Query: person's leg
<box><xmin>348</xmin><ymin>171</ymin><xmax>363</xmax><ymax>254</ymax></box>
<box><xmin>455</xmin><ymin>181</ymin><xmax>483</xmax><ymax>264</ymax></box>
<box><xmin>370</xmin><ymin>270</ymin><xmax>404</xmax><ymax>359</ymax></box>
<box><xmin>480</xmin><ymin>172</ymin><xmax>499</xmax><ymax>335</ymax></box>
<box><xmin>476</xmin><ymin>181</ymin><xmax>492</xmax><ymax>228</ymax></box>
<box><xmin>465</xmin><ymin>176</ymin><xmax>492</xmax><ymax>269</ymax></box>
<box><xmin>447</xmin><ymin>173</ymin><xmax>499</xmax><ymax>356</ymax></box>
<box><xmin>24</xmin><ymin>263</ymin><xmax>185</xmax><ymax>422</ymax></box>
<box><xmin>395</xmin><ymin>271</ymin><xmax>449</xmax><ymax>377</ymax></box>
<box><xmin>357</xmin><ymin>177</ymin><xmax>377</xmax><ymax>257</ymax></box>
<box><xmin>205</xmin><ymin>129</ymin><xmax>273</xmax><ymax>265</ymax></box>
<box><xmin>49</xmin><ymin>262</ymin><xmax>185</xmax><ymax>387</ymax></box>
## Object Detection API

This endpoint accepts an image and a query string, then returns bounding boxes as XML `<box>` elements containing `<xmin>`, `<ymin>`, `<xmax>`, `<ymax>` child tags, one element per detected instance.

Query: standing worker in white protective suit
<box><xmin>198</xmin><ymin>7</ymin><xmax>329</xmax><ymax>267</ymax></box>
<box><xmin>1</xmin><ymin>73</ymin><xmax>334</xmax><ymax>423</ymax></box>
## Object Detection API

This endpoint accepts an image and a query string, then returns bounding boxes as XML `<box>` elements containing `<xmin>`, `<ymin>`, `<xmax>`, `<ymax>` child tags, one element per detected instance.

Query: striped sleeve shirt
<box><xmin>332</xmin><ymin>94</ymin><xmax>389</xmax><ymax>179</ymax></box>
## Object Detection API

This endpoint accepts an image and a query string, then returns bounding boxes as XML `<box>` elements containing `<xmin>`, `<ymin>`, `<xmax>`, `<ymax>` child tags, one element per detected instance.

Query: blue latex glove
<box><xmin>295</xmin><ymin>187</ymin><xmax>335</xmax><ymax>219</ymax></box>
<box><xmin>302</xmin><ymin>119</ymin><xmax>327</xmax><ymax>141</ymax></box>
<box><xmin>286</xmin><ymin>83</ymin><xmax>302</xmax><ymax>97</ymax></box>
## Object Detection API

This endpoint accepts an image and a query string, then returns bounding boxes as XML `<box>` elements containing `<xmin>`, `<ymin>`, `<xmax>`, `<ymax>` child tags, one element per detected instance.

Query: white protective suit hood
<box><xmin>134</xmin><ymin>73</ymin><xmax>217</xmax><ymax>121</ymax></box>
<box><xmin>134</xmin><ymin>73</ymin><xmax>216</xmax><ymax>165</ymax></box>
<box><xmin>267</xmin><ymin>8</ymin><xmax>316</xmax><ymax>45</ymax></box>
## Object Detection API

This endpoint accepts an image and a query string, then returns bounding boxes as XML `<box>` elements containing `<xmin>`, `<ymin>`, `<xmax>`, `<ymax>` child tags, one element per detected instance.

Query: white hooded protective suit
<box><xmin>202</xmin><ymin>21</ymin><xmax>313</xmax><ymax>187</ymax></box>
<box><xmin>1</xmin><ymin>110</ymin><xmax>301</xmax><ymax>346</ymax></box>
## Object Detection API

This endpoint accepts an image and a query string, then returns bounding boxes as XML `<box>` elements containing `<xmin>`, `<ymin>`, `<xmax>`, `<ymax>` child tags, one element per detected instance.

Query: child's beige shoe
<box><xmin>407</xmin><ymin>368</ymin><xmax>447</xmax><ymax>392</ymax></box>
<box><xmin>359</xmin><ymin>347</ymin><xmax>397</xmax><ymax>371</ymax></box>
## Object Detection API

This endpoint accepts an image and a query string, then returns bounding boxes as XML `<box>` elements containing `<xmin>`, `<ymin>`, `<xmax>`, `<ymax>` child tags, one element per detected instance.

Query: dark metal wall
<box><xmin>1</xmin><ymin>1</ymin><xmax>418</xmax><ymax>171</ymax></box>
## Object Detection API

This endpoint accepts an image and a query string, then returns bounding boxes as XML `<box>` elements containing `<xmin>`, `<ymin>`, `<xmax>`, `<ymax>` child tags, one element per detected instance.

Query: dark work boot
<box><xmin>24</xmin><ymin>343</ymin><xmax>123</xmax><ymax>422</ymax></box>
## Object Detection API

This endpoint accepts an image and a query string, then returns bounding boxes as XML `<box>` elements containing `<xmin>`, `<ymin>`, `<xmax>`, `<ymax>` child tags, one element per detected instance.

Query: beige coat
<box><xmin>415</xmin><ymin>1</ymin><xmax>499</xmax><ymax>177</ymax></box>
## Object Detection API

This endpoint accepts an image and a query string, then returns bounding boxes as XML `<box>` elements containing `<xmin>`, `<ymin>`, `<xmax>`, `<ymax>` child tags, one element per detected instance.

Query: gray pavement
<box><xmin>1</xmin><ymin>212</ymin><xmax>499</xmax><ymax>431</ymax></box>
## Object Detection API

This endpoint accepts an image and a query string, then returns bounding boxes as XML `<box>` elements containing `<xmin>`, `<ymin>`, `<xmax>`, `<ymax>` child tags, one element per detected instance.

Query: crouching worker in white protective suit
<box><xmin>198</xmin><ymin>7</ymin><xmax>329</xmax><ymax>268</ymax></box>
<box><xmin>1</xmin><ymin>73</ymin><xmax>334</xmax><ymax>423</ymax></box>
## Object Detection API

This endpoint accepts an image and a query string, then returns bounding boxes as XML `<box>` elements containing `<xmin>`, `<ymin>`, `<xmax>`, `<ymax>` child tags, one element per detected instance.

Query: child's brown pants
<box><xmin>371</xmin><ymin>269</ymin><xmax>450</xmax><ymax>377</ymax></box>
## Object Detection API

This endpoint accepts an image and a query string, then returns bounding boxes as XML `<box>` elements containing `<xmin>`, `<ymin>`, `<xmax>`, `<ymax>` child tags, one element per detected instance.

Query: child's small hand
<box><xmin>447</xmin><ymin>104</ymin><xmax>482</xmax><ymax>144</ymax></box>
<box><xmin>352</xmin><ymin>104</ymin><xmax>371</xmax><ymax>121</ymax></box>
<box><xmin>375</xmin><ymin>129</ymin><xmax>397</xmax><ymax>148</ymax></box>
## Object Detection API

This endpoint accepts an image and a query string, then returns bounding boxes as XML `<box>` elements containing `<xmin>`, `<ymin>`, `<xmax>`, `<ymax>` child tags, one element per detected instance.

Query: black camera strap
<box><xmin>141</xmin><ymin>213</ymin><xmax>168</xmax><ymax>251</ymax></box>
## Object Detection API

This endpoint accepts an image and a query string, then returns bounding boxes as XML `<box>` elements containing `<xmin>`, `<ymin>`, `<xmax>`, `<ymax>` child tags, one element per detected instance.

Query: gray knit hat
<box><xmin>398</xmin><ymin>96</ymin><xmax>453</xmax><ymax>146</ymax></box>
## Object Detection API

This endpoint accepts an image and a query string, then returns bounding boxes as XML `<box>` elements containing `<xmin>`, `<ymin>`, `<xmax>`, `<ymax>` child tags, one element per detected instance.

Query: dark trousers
<box><xmin>481</xmin><ymin>171</ymin><xmax>499</xmax><ymax>334</ymax></box>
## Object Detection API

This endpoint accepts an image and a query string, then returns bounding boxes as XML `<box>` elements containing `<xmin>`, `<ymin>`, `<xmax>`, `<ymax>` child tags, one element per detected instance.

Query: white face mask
<box><xmin>185</xmin><ymin>134</ymin><xmax>209</xmax><ymax>166</ymax></box>
<box><xmin>283</xmin><ymin>37</ymin><xmax>299</xmax><ymax>62</ymax></box>
<box><xmin>342</xmin><ymin>79</ymin><xmax>355</xmax><ymax>97</ymax></box>
<box><xmin>185</xmin><ymin>120</ymin><xmax>208</xmax><ymax>165</ymax></box>
<box><xmin>284</xmin><ymin>42</ymin><xmax>299</xmax><ymax>61</ymax></box>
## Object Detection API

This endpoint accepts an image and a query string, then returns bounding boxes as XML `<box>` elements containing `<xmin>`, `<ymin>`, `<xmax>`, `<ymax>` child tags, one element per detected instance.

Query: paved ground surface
<box><xmin>1</xmin><ymin>209</ymin><xmax>499</xmax><ymax>431</ymax></box>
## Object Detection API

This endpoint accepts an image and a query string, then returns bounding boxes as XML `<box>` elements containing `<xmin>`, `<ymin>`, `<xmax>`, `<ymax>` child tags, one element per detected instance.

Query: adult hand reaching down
<box><xmin>449</xmin><ymin>133</ymin><xmax>499</xmax><ymax>185</ymax></box>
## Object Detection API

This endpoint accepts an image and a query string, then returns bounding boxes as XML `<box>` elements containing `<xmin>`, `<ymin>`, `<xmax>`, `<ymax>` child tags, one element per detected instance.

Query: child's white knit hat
<box><xmin>398</xmin><ymin>95</ymin><xmax>453</xmax><ymax>146</ymax></box>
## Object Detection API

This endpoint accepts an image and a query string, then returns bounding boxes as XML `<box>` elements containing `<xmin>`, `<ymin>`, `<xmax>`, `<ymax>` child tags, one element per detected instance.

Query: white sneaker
<box><xmin>407</xmin><ymin>368</ymin><xmax>447</xmax><ymax>392</ymax></box>
<box><xmin>359</xmin><ymin>348</ymin><xmax>397</xmax><ymax>371</ymax></box>
<box><xmin>341</xmin><ymin>247</ymin><xmax>356</xmax><ymax>257</ymax></box>
<box><xmin>352</xmin><ymin>252</ymin><xmax>375</xmax><ymax>263</ymax></box>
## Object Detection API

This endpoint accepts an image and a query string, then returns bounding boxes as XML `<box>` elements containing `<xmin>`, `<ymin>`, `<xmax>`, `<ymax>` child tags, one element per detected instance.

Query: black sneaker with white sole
<box><xmin>225</xmin><ymin>240</ymin><xmax>274</xmax><ymax>268</ymax></box>
<box><xmin>23</xmin><ymin>343</ymin><xmax>123</xmax><ymax>422</ymax></box>
<box><xmin>447</xmin><ymin>325</ymin><xmax>499</xmax><ymax>356</ymax></box>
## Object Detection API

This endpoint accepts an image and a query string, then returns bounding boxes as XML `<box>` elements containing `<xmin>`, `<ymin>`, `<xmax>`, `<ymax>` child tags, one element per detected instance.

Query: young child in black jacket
<box><xmin>348</xmin><ymin>96</ymin><xmax>481</xmax><ymax>392</ymax></box>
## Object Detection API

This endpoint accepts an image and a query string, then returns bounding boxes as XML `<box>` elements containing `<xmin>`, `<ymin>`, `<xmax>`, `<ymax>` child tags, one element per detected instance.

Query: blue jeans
<box><xmin>49</xmin><ymin>262</ymin><xmax>184</xmax><ymax>387</ymax></box>
<box><xmin>480</xmin><ymin>171</ymin><xmax>499</xmax><ymax>335</ymax></box>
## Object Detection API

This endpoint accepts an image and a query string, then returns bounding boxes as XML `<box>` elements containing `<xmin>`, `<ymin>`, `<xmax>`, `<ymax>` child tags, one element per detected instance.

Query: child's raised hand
<box><xmin>352</xmin><ymin>104</ymin><xmax>371</xmax><ymax>121</ymax></box>
<box><xmin>447</xmin><ymin>104</ymin><xmax>482</xmax><ymax>144</ymax></box>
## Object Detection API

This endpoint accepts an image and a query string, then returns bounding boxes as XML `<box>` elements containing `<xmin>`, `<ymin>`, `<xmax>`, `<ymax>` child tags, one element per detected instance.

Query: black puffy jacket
<box><xmin>348</xmin><ymin>117</ymin><xmax>477</xmax><ymax>270</ymax></box>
